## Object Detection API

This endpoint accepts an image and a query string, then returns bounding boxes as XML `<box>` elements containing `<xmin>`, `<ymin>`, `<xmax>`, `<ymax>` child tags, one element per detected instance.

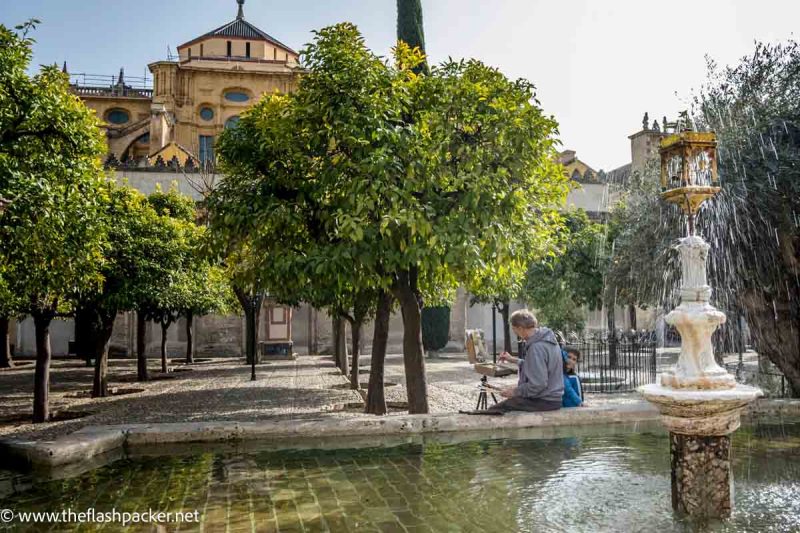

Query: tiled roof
<box><xmin>200</xmin><ymin>18</ymin><xmax>297</xmax><ymax>55</ymax></box>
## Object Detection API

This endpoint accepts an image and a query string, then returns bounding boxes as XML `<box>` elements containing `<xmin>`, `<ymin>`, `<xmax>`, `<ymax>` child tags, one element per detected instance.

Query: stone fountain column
<box><xmin>640</xmin><ymin>234</ymin><xmax>761</xmax><ymax>520</ymax></box>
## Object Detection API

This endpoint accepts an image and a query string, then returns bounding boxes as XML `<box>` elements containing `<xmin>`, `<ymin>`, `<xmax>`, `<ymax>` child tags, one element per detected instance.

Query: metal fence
<box><xmin>564</xmin><ymin>331</ymin><xmax>657</xmax><ymax>393</ymax></box>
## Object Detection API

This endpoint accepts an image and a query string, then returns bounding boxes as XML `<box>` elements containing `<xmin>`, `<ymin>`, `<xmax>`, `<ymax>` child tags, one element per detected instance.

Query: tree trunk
<box><xmin>366</xmin><ymin>290</ymin><xmax>392</xmax><ymax>415</ymax></box>
<box><xmin>185</xmin><ymin>311</ymin><xmax>194</xmax><ymax>364</ymax></box>
<box><xmin>607</xmin><ymin>306</ymin><xmax>618</xmax><ymax>368</ymax></box>
<box><xmin>744</xmin><ymin>296</ymin><xmax>800</xmax><ymax>397</ymax></box>
<box><xmin>92</xmin><ymin>313</ymin><xmax>116</xmax><ymax>398</ymax></box>
<box><xmin>393</xmin><ymin>270</ymin><xmax>429</xmax><ymax>414</ymax></box>
<box><xmin>499</xmin><ymin>300</ymin><xmax>512</xmax><ymax>353</ymax></box>
<box><xmin>160</xmin><ymin>320</ymin><xmax>169</xmax><ymax>373</ymax></box>
<box><xmin>332</xmin><ymin>317</ymin><xmax>340</xmax><ymax>369</ymax></box>
<box><xmin>136</xmin><ymin>310</ymin><xmax>148</xmax><ymax>381</ymax></box>
<box><xmin>349</xmin><ymin>318</ymin><xmax>363</xmax><ymax>390</ymax></box>
<box><xmin>332</xmin><ymin>316</ymin><xmax>348</xmax><ymax>373</ymax></box>
<box><xmin>628</xmin><ymin>304</ymin><xmax>637</xmax><ymax>331</ymax></box>
<box><xmin>32</xmin><ymin>310</ymin><xmax>54</xmax><ymax>423</ymax></box>
<box><xmin>0</xmin><ymin>315</ymin><xmax>12</xmax><ymax>368</ymax></box>
<box><xmin>338</xmin><ymin>317</ymin><xmax>349</xmax><ymax>374</ymax></box>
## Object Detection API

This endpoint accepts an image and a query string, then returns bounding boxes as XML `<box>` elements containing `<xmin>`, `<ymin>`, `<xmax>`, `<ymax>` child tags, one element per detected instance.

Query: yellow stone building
<box><xmin>559</xmin><ymin>149</ymin><xmax>599</xmax><ymax>183</ymax></box>
<box><xmin>71</xmin><ymin>0</ymin><xmax>301</xmax><ymax>167</ymax></box>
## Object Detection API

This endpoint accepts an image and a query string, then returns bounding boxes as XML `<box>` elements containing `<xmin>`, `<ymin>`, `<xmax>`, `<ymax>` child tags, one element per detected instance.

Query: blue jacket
<box><xmin>561</xmin><ymin>349</ymin><xmax>583</xmax><ymax>407</ymax></box>
<box><xmin>563</xmin><ymin>374</ymin><xmax>582</xmax><ymax>407</ymax></box>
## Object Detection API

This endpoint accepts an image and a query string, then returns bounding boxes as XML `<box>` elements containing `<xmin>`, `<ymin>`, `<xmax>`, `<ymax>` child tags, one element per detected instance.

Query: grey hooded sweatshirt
<box><xmin>515</xmin><ymin>327</ymin><xmax>564</xmax><ymax>402</ymax></box>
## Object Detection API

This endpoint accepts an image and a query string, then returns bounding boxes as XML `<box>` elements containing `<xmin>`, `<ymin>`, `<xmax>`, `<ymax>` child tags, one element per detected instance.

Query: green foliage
<box><xmin>77</xmin><ymin>183</ymin><xmax>189</xmax><ymax>316</ymax></box>
<box><xmin>147</xmin><ymin>184</ymin><xmax>196</xmax><ymax>222</ymax></box>
<box><xmin>140</xmin><ymin>190</ymin><xmax>231</xmax><ymax>324</ymax></box>
<box><xmin>522</xmin><ymin>209</ymin><xmax>607</xmax><ymax>333</ymax></box>
<box><xmin>0</xmin><ymin>20</ymin><xmax>107</xmax><ymax>317</ymax></box>
<box><xmin>208</xmin><ymin>22</ymin><xmax>566</xmax><ymax>340</ymax></box>
<box><xmin>604</xmin><ymin>164</ymin><xmax>681</xmax><ymax>311</ymax></box>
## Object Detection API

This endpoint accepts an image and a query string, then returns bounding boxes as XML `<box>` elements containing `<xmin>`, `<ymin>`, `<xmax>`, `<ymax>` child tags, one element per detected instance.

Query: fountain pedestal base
<box><xmin>670</xmin><ymin>432</ymin><xmax>732</xmax><ymax>519</ymax></box>
<box><xmin>640</xmin><ymin>384</ymin><xmax>761</xmax><ymax>520</ymax></box>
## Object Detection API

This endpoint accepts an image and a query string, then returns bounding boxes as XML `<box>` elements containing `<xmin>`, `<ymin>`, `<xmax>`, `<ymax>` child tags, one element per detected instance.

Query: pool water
<box><xmin>1</xmin><ymin>418</ymin><xmax>799</xmax><ymax>532</ymax></box>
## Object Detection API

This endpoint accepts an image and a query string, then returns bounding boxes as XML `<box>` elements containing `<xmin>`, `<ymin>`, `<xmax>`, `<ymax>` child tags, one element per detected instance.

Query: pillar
<box><xmin>670</xmin><ymin>433</ymin><xmax>732</xmax><ymax>518</ymax></box>
<box><xmin>442</xmin><ymin>287</ymin><xmax>467</xmax><ymax>352</ymax></box>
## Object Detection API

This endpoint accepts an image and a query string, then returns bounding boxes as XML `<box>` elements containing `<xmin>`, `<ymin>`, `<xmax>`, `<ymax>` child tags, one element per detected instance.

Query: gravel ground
<box><xmin>0</xmin><ymin>353</ymin><xmax>641</xmax><ymax>442</ymax></box>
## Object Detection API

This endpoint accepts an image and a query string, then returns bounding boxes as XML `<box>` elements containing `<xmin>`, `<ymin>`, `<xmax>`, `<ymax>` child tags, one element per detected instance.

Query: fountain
<box><xmin>640</xmin><ymin>129</ymin><xmax>762</xmax><ymax>520</ymax></box>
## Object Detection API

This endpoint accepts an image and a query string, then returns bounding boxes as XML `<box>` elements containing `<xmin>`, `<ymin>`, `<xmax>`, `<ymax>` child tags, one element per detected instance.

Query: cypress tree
<box><xmin>397</xmin><ymin>0</ymin><xmax>429</xmax><ymax>74</ymax></box>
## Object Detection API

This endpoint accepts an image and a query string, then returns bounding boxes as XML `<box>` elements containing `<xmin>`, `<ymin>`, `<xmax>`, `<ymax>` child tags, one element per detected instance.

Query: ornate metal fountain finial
<box><xmin>659</xmin><ymin>130</ymin><xmax>720</xmax><ymax>235</ymax></box>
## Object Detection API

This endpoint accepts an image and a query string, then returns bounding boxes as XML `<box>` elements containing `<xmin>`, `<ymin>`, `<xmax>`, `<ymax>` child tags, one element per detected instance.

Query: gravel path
<box><xmin>0</xmin><ymin>353</ymin><xmax>640</xmax><ymax>442</ymax></box>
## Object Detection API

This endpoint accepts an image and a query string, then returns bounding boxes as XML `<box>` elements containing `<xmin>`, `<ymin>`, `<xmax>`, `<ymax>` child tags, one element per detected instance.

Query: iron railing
<box><xmin>564</xmin><ymin>331</ymin><xmax>657</xmax><ymax>393</ymax></box>
<box><xmin>69</xmin><ymin>73</ymin><xmax>153</xmax><ymax>99</ymax></box>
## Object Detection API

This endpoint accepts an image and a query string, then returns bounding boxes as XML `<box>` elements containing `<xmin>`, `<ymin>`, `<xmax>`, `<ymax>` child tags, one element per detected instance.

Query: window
<box><xmin>199</xmin><ymin>135</ymin><xmax>214</xmax><ymax>164</ymax></box>
<box><xmin>246</xmin><ymin>42</ymin><xmax>251</xmax><ymax>58</ymax></box>
<box><xmin>107</xmin><ymin>109</ymin><xmax>130</xmax><ymax>125</ymax></box>
<box><xmin>227</xmin><ymin>41</ymin><xmax>232</xmax><ymax>57</ymax></box>
<box><xmin>225</xmin><ymin>116</ymin><xmax>240</xmax><ymax>129</ymax></box>
<box><xmin>273</xmin><ymin>48</ymin><xmax>276</xmax><ymax>60</ymax></box>
<box><xmin>199</xmin><ymin>107</ymin><xmax>214</xmax><ymax>121</ymax></box>
<box><xmin>223</xmin><ymin>91</ymin><xmax>249</xmax><ymax>103</ymax></box>
<box><xmin>188</xmin><ymin>47</ymin><xmax>192</xmax><ymax>58</ymax></box>
<box><xmin>200</xmin><ymin>44</ymin><xmax>204</xmax><ymax>57</ymax></box>
<box><xmin>571</xmin><ymin>169</ymin><xmax>581</xmax><ymax>181</ymax></box>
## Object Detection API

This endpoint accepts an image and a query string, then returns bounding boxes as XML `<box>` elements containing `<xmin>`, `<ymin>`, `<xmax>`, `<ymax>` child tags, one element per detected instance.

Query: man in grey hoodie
<box><xmin>485</xmin><ymin>309</ymin><xmax>563</xmax><ymax>413</ymax></box>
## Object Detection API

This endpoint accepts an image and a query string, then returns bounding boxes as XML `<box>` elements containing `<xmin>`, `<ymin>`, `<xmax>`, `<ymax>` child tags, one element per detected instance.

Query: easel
<box><xmin>476</xmin><ymin>375</ymin><xmax>498</xmax><ymax>409</ymax></box>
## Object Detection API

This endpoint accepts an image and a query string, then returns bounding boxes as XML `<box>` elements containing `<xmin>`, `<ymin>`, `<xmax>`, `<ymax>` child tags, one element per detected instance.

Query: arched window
<box><xmin>571</xmin><ymin>169</ymin><xmax>582</xmax><ymax>181</ymax></box>
<box><xmin>225</xmin><ymin>116</ymin><xmax>240</xmax><ymax>129</ymax></box>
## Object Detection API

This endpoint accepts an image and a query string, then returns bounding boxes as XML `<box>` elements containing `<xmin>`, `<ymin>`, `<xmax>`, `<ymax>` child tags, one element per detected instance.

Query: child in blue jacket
<box><xmin>561</xmin><ymin>348</ymin><xmax>583</xmax><ymax>407</ymax></box>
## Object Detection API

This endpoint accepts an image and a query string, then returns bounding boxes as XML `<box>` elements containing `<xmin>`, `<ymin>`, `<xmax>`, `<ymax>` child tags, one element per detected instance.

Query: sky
<box><xmin>2</xmin><ymin>0</ymin><xmax>798</xmax><ymax>171</ymax></box>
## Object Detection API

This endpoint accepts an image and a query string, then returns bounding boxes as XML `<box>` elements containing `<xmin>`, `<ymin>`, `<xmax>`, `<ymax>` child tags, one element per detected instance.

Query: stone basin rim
<box><xmin>639</xmin><ymin>383</ymin><xmax>762</xmax><ymax>402</ymax></box>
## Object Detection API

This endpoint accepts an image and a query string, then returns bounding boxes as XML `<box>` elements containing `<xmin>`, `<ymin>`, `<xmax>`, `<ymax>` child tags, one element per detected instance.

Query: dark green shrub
<box><xmin>421</xmin><ymin>306</ymin><xmax>450</xmax><ymax>351</ymax></box>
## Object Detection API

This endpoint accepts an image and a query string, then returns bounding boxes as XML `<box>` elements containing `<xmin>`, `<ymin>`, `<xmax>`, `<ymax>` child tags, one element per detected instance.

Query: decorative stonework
<box><xmin>670</xmin><ymin>433</ymin><xmax>732</xmax><ymax>519</ymax></box>
<box><xmin>641</xmin><ymin>231</ymin><xmax>760</xmax><ymax>520</ymax></box>
<box><xmin>660</xmin><ymin>236</ymin><xmax>735</xmax><ymax>390</ymax></box>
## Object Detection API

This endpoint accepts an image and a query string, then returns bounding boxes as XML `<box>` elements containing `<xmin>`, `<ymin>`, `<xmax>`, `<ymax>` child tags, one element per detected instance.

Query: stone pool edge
<box><xmin>2</xmin><ymin>398</ymin><xmax>798</xmax><ymax>469</ymax></box>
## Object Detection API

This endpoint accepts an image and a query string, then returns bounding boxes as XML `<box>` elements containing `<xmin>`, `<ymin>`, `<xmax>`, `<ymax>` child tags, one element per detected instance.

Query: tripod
<box><xmin>476</xmin><ymin>375</ymin><xmax>499</xmax><ymax>410</ymax></box>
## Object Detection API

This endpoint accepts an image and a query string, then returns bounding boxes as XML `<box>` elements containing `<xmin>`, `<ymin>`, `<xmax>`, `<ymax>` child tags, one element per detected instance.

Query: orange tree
<box><xmin>0</xmin><ymin>21</ymin><xmax>107</xmax><ymax>422</ymax></box>
<box><xmin>209</xmin><ymin>23</ymin><xmax>567</xmax><ymax>413</ymax></box>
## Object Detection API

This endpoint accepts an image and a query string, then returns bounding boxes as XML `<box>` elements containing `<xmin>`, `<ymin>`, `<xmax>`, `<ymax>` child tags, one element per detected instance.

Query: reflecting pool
<box><xmin>1</xmin><ymin>418</ymin><xmax>799</xmax><ymax>532</ymax></box>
